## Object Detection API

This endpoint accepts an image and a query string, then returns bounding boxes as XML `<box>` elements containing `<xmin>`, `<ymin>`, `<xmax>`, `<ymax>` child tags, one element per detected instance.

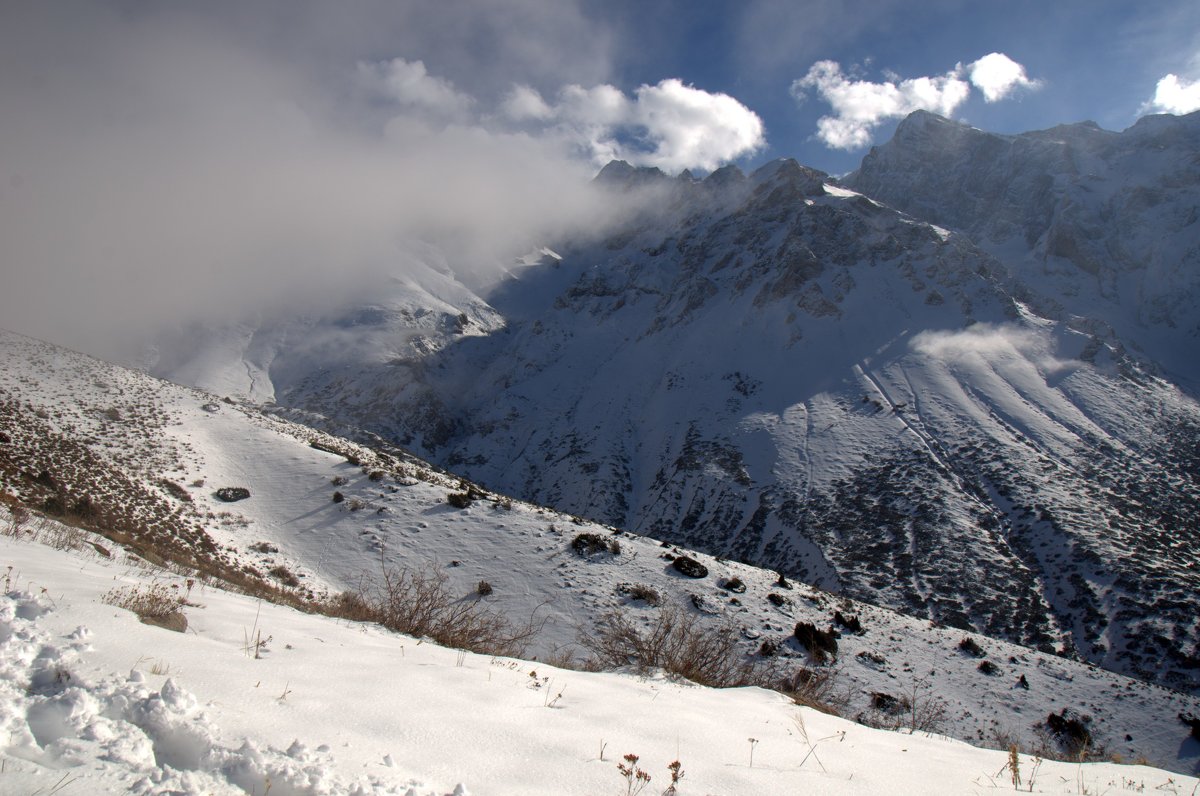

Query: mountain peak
<box><xmin>749</xmin><ymin>158</ymin><xmax>827</xmax><ymax>196</ymax></box>
<box><xmin>703</xmin><ymin>163</ymin><xmax>746</xmax><ymax>187</ymax></box>
<box><xmin>889</xmin><ymin>110</ymin><xmax>990</xmax><ymax>150</ymax></box>
<box><xmin>593</xmin><ymin>160</ymin><xmax>671</xmax><ymax>190</ymax></box>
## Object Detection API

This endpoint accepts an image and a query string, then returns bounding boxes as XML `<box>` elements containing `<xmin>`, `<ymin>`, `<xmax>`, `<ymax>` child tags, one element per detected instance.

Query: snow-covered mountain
<box><xmin>139</xmin><ymin>118</ymin><xmax>1200</xmax><ymax>701</ymax></box>
<box><xmin>3</xmin><ymin>329</ymin><xmax>1199</xmax><ymax>782</ymax></box>
<box><xmin>847</xmin><ymin>109</ymin><xmax>1200</xmax><ymax>387</ymax></box>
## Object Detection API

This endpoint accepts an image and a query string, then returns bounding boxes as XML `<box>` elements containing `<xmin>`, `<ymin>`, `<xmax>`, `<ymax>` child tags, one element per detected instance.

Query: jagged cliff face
<box><xmin>846</xmin><ymin>109</ymin><xmax>1200</xmax><ymax>386</ymax></box>
<box><xmin>147</xmin><ymin>142</ymin><xmax>1200</xmax><ymax>693</ymax></box>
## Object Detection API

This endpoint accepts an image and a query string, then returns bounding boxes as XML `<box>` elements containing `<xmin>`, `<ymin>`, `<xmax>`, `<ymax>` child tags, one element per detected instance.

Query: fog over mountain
<box><xmin>0</xmin><ymin>2</ymin><xmax>762</xmax><ymax>356</ymax></box>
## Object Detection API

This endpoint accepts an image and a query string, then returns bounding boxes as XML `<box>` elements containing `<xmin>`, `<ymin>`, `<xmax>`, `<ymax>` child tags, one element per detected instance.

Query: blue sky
<box><xmin>216</xmin><ymin>0</ymin><xmax>1198</xmax><ymax>175</ymax></box>
<box><xmin>568</xmin><ymin>0</ymin><xmax>1200</xmax><ymax>173</ymax></box>
<box><xmin>5</xmin><ymin>1</ymin><xmax>1198</xmax><ymax>175</ymax></box>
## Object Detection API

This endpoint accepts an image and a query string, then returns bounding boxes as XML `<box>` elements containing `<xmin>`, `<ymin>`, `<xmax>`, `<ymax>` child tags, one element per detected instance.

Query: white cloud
<box><xmin>502</xmin><ymin>85</ymin><xmax>554</xmax><ymax>121</ymax></box>
<box><xmin>793</xmin><ymin>53</ymin><xmax>1039</xmax><ymax>150</ymax></box>
<box><xmin>793</xmin><ymin>60</ymin><xmax>970</xmax><ymax>149</ymax></box>
<box><xmin>361</xmin><ymin>62</ymin><xmax>764</xmax><ymax>171</ymax></box>
<box><xmin>499</xmin><ymin>79</ymin><xmax>764</xmax><ymax>171</ymax></box>
<box><xmin>967</xmin><ymin>52</ymin><xmax>1042</xmax><ymax>102</ymax></box>
<box><xmin>357</xmin><ymin>58</ymin><xmax>474</xmax><ymax>119</ymax></box>
<box><xmin>628</xmin><ymin>79</ymin><xmax>766</xmax><ymax>172</ymax></box>
<box><xmin>1145</xmin><ymin>73</ymin><xmax>1200</xmax><ymax>114</ymax></box>
<box><xmin>557</xmin><ymin>83</ymin><xmax>633</xmax><ymax>126</ymax></box>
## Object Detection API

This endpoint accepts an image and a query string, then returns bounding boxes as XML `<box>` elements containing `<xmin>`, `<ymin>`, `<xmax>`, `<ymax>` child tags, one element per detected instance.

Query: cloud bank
<box><xmin>0</xmin><ymin>2</ymin><xmax>762</xmax><ymax>354</ymax></box>
<box><xmin>793</xmin><ymin>53</ymin><xmax>1041</xmax><ymax>149</ymax></box>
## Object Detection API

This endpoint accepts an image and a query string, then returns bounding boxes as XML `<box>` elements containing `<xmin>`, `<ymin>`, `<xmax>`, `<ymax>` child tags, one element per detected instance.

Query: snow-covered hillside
<box><xmin>140</xmin><ymin>148</ymin><xmax>1200</xmax><ymax>695</ymax></box>
<box><xmin>2</xmin><ymin>330</ymin><xmax>1199</xmax><ymax>778</ymax></box>
<box><xmin>5</xmin><ymin>524</ymin><xmax>1197</xmax><ymax>794</ymax></box>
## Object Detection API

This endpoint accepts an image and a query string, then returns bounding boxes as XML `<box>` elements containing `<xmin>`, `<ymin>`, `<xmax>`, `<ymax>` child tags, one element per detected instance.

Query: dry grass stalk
<box><xmin>329</xmin><ymin>565</ymin><xmax>541</xmax><ymax>657</ymax></box>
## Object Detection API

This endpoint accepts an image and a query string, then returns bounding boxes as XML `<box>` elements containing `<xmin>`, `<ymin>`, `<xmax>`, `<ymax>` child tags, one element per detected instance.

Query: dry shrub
<box><xmin>269</xmin><ymin>565</ymin><xmax>301</xmax><ymax>587</ymax></box>
<box><xmin>5</xmin><ymin>506</ymin><xmax>87</xmax><ymax>551</ymax></box>
<box><xmin>780</xmin><ymin>666</ymin><xmax>849</xmax><ymax>716</ymax></box>
<box><xmin>578</xmin><ymin>604</ymin><xmax>765</xmax><ymax>688</ymax></box>
<box><xmin>39</xmin><ymin>519</ymin><xmax>88</xmax><ymax>551</ymax></box>
<box><xmin>446</xmin><ymin>491</ymin><xmax>473</xmax><ymax>509</ymax></box>
<box><xmin>329</xmin><ymin>566</ymin><xmax>539</xmax><ymax>657</ymax></box>
<box><xmin>616</xmin><ymin>582</ymin><xmax>662</xmax><ymax>606</ymax></box>
<box><xmin>103</xmin><ymin>583</ymin><xmax>185</xmax><ymax>620</ymax></box>
<box><xmin>858</xmin><ymin>677</ymin><xmax>949</xmax><ymax>734</ymax></box>
<box><xmin>571</xmin><ymin>532</ymin><xmax>620</xmax><ymax>556</ymax></box>
<box><xmin>3</xmin><ymin>504</ymin><xmax>32</xmax><ymax>537</ymax></box>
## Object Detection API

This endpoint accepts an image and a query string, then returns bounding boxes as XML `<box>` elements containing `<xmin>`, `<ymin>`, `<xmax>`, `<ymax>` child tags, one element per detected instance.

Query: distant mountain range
<box><xmin>142</xmin><ymin>111</ymin><xmax>1200</xmax><ymax>695</ymax></box>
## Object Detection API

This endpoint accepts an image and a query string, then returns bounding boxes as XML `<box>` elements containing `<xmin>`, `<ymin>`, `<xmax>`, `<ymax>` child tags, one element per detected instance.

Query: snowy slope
<box><xmin>156</xmin><ymin>156</ymin><xmax>1200</xmax><ymax>694</ymax></box>
<box><xmin>2</xmin><ymin>329</ymin><xmax>1199</xmax><ymax>777</ymax></box>
<box><xmin>5</xmin><ymin>528</ymin><xmax>1197</xmax><ymax>795</ymax></box>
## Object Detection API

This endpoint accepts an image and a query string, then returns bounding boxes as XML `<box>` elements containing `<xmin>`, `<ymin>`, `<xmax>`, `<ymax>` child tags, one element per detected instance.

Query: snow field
<box><xmin>2</xmin><ymin>528</ymin><xmax>1197</xmax><ymax>795</ymax></box>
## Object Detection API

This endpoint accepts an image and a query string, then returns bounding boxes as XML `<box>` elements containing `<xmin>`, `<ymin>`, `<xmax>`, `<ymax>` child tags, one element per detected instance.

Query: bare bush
<box><xmin>40</xmin><ymin>519</ymin><xmax>88</xmax><ymax>551</ymax></box>
<box><xmin>578</xmin><ymin>604</ymin><xmax>765</xmax><ymax>688</ymax></box>
<box><xmin>616</xmin><ymin>582</ymin><xmax>662</xmax><ymax>606</ymax></box>
<box><xmin>780</xmin><ymin>666</ymin><xmax>849</xmax><ymax>716</ymax></box>
<box><xmin>330</xmin><ymin>566</ymin><xmax>539</xmax><ymax>657</ymax></box>
<box><xmin>269</xmin><ymin>565</ymin><xmax>301</xmax><ymax>587</ymax></box>
<box><xmin>102</xmin><ymin>583</ymin><xmax>186</xmax><ymax>631</ymax></box>
<box><xmin>4</xmin><ymin>504</ymin><xmax>31</xmax><ymax>537</ymax></box>
<box><xmin>858</xmin><ymin>676</ymin><xmax>949</xmax><ymax>734</ymax></box>
<box><xmin>571</xmin><ymin>532</ymin><xmax>620</xmax><ymax>556</ymax></box>
<box><xmin>446</xmin><ymin>491</ymin><xmax>473</xmax><ymax>509</ymax></box>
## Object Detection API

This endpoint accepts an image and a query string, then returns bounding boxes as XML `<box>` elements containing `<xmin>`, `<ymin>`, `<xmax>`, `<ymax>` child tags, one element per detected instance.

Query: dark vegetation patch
<box><xmin>616</xmin><ymin>582</ymin><xmax>661</xmax><ymax>605</ymax></box>
<box><xmin>671</xmin><ymin>555</ymin><xmax>708</xmax><ymax>578</ymax></box>
<box><xmin>958</xmin><ymin>636</ymin><xmax>985</xmax><ymax>657</ymax></box>
<box><xmin>794</xmin><ymin>621</ymin><xmax>838</xmax><ymax>661</ymax></box>
<box><xmin>833</xmin><ymin>610</ymin><xmax>863</xmax><ymax>634</ymax></box>
<box><xmin>572</xmin><ymin>532</ymin><xmax>621</xmax><ymax>557</ymax></box>
<box><xmin>720</xmin><ymin>576</ymin><xmax>746</xmax><ymax>593</ymax></box>
<box><xmin>446</xmin><ymin>491</ymin><xmax>473</xmax><ymax>509</ymax></box>
<box><xmin>269</xmin><ymin>565</ymin><xmax>301</xmax><ymax>588</ymax></box>
<box><xmin>159</xmin><ymin>479</ymin><xmax>192</xmax><ymax>502</ymax></box>
<box><xmin>1045</xmin><ymin>709</ymin><xmax>1093</xmax><ymax>756</ymax></box>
